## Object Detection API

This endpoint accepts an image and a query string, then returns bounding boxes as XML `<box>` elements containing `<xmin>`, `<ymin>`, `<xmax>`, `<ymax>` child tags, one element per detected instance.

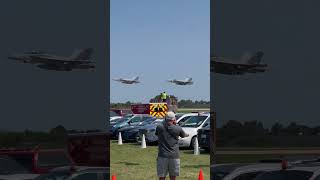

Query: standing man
<box><xmin>161</xmin><ymin>91</ymin><xmax>167</xmax><ymax>103</ymax></box>
<box><xmin>155</xmin><ymin>111</ymin><xmax>189</xmax><ymax>180</ymax></box>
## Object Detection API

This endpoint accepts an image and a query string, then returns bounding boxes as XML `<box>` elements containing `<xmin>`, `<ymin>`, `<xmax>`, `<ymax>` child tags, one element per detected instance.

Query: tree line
<box><xmin>0</xmin><ymin>125</ymin><xmax>102</xmax><ymax>148</ymax></box>
<box><xmin>217</xmin><ymin>120</ymin><xmax>320</xmax><ymax>147</ymax></box>
<box><xmin>111</xmin><ymin>94</ymin><xmax>210</xmax><ymax>109</ymax></box>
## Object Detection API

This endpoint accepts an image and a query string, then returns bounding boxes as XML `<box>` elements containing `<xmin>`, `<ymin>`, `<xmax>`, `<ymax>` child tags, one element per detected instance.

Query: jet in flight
<box><xmin>167</xmin><ymin>77</ymin><xmax>193</xmax><ymax>85</ymax></box>
<box><xmin>211</xmin><ymin>50</ymin><xmax>267</xmax><ymax>75</ymax></box>
<box><xmin>8</xmin><ymin>48</ymin><xmax>95</xmax><ymax>71</ymax></box>
<box><xmin>113</xmin><ymin>76</ymin><xmax>140</xmax><ymax>84</ymax></box>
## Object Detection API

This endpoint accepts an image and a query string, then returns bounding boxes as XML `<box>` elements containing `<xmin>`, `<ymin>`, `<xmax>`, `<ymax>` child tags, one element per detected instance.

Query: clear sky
<box><xmin>0</xmin><ymin>0</ymin><xmax>108</xmax><ymax>131</ymax></box>
<box><xmin>212</xmin><ymin>0</ymin><xmax>320</xmax><ymax>128</ymax></box>
<box><xmin>110</xmin><ymin>0</ymin><xmax>210</xmax><ymax>103</ymax></box>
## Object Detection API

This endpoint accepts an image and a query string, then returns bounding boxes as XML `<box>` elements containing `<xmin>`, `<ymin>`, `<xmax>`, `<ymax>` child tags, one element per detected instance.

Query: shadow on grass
<box><xmin>182</xmin><ymin>150</ymin><xmax>209</xmax><ymax>155</ymax></box>
<box><xmin>115</xmin><ymin>161</ymin><xmax>140</xmax><ymax>166</ymax></box>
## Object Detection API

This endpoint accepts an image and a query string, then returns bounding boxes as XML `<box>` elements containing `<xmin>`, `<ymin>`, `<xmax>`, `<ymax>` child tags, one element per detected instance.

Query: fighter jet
<box><xmin>8</xmin><ymin>48</ymin><xmax>95</xmax><ymax>71</ymax></box>
<box><xmin>167</xmin><ymin>77</ymin><xmax>193</xmax><ymax>85</ymax></box>
<box><xmin>113</xmin><ymin>76</ymin><xmax>140</xmax><ymax>84</ymax></box>
<box><xmin>211</xmin><ymin>50</ymin><xmax>267</xmax><ymax>75</ymax></box>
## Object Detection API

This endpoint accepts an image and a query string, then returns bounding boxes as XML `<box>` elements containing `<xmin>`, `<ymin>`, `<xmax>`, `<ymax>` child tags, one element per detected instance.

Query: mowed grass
<box><xmin>110</xmin><ymin>140</ymin><xmax>210</xmax><ymax>180</ymax></box>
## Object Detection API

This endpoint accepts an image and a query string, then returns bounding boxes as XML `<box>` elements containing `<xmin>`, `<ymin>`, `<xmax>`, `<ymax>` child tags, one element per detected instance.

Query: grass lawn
<box><xmin>110</xmin><ymin>140</ymin><xmax>210</xmax><ymax>179</ymax></box>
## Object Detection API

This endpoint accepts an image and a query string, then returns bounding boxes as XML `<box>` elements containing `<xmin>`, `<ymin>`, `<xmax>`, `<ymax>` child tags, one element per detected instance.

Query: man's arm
<box><xmin>179</xmin><ymin>127</ymin><xmax>189</xmax><ymax>138</ymax></box>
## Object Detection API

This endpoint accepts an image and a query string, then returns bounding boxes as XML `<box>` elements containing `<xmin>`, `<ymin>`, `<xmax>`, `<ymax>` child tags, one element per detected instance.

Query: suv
<box><xmin>0</xmin><ymin>148</ymin><xmax>72</xmax><ymax>174</ymax></box>
<box><xmin>110</xmin><ymin>114</ymin><xmax>152</xmax><ymax>138</ymax></box>
<box><xmin>34</xmin><ymin>166</ymin><xmax>109</xmax><ymax>180</ymax></box>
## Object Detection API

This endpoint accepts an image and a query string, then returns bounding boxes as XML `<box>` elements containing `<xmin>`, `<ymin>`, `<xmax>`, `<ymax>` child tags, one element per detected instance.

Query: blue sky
<box><xmin>110</xmin><ymin>0</ymin><xmax>209</xmax><ymax>103</ymax></box>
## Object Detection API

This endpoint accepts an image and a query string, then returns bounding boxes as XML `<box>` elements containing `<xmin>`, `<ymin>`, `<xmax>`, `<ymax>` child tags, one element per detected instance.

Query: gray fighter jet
<box><xmin>113</xmin><ymin>76</ymin><xmax>140</xmax><ymax>84</ymax></box>
<box><xmin>211</xmin><ymin>50</ymin><xmax>267</xmax><ymax>75</ymax></box>
<box><xmin>8</xmin><ymin>48</ymin><xmax>95</xmax><ymax>71</ymax></box>
<box><xmin>167</xmin><ymin>77</ymin><xmax>193</xmax><ymax>85</ymax></box>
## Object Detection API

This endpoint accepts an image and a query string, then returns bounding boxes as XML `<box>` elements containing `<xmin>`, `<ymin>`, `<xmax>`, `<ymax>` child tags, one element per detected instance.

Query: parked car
<box><xmin>33</xmin><ymin>166</ymin><xmax>109</xmax><ymax>180</ymax></box>
<box><xmin>136</xmin><ymin>119</ymin><xmax>164</xmax><ymax>144</ymax></box>
<box><xmin>178</xmin><ymin>113</ymin><xmax>210</xmax><ymax>148</ymax></box>
<box><xmin>109</xmin><ymin>110</ymin><xmax>123</xmax><ymax>125</ymax></box>
<box><xmin>0</xmin><ymin>148</ymin><xmax>72</xmax><ymax>174</ymax></box>
<box><xmin>254</xmin><ymin>162</ymin><xmax>320</xmax><ymax>180</ymax></box>
<box><xmin>176</xmin><ymin>113</ymin><xmax>199</xmax><ymax>126</ymax></box>
<box><xmin>214</xmin><ymin>163</ymin><xmax>282</xmax><ymax>180</ymax></box>
<box><xmin>110</xmin><ymin>117</ymin><xmax>126</xmax><ymax>126</ymax></box>
<box><xmin>211</xmin><ymin>158</ymin><xmax>320</xmax><ymax>180</ymax></box>
<box><xmin>110</xmin><ymin>114</ymin><xmax>152</xmax><ymax>138</ymax></box>
<box><xmin>118</xmin><ymin>117</ymin><xmax>157</xmax><ymax>142</ymax></box>
<box><xmin>211</xmin><ymin>163</ymin><xmax>252</xmax><ymax>180</ymax></box>
<box><xmin>197</xmin><ymin>120</ymin><xmax>210</xmax><ymax>151</ymax></box>
<box><xmin>136</xmin><ymin>113</ymin><xmax>202</xmax><ymax>144</ymax></box>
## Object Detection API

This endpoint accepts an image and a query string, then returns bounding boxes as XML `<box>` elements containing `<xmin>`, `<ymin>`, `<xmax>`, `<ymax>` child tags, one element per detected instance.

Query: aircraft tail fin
<box><xmin>186</xmin><ymin>77</ymin><xmax>192</xmax><ymax>82</ymax></box>
<box><xmin>248</xmin><ymin>50</ymin><xmax>264</xmax><ymax>64</ymax></box>
<box><xmin>133</xmin><ymin>76</ymin><xmax>139</xmax><ymax>81</ymax></box>
<box><xmin>70</xmin><ymin>48</ymin><xmax>94</xmax><ymax>60</ymax></box>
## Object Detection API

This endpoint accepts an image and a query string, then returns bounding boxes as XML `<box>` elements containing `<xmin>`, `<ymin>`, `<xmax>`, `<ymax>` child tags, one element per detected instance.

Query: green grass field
<box><xmin>110</xmin><ymin>140</ymin><xmax>210</xmax><ymax>180</ymax></box>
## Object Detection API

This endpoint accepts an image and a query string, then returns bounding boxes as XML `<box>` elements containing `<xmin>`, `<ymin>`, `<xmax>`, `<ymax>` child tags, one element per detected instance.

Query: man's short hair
<box><xmin>165</xmin><ymin>111</ymin><xmax>175</xmax><ymax>122</ymax></box>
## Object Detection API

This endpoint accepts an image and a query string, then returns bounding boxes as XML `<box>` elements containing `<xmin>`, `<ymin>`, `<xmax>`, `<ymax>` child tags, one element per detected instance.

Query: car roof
<box><xmin>290</xmin><ymin>162</ymin><xmax>320</xmax><ymax>172</ymax></box>
<box><xmin>219</xmin><ymin>163</ymin><xmax>282</xmax><ymax>179</ymax></box>
<box><xmin>212</xmin><ymin>163</ymin><xmax>251</xmax><ymax>173</ymax></box>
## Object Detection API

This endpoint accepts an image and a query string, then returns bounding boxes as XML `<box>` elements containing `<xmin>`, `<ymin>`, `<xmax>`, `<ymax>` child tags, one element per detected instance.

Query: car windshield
<box><xmin>202</xmin><ymin>121</ymin><xmax>210</xmax><ymax>128</ymax></box>
<box><xmin>116</xmin><ymin>117</ymin><xmax>129</xmax><ymax>124</ymax></box>
<box><xmin>34</xmin><ymin>171</ymin><xmax>70</xmax><ymax>180</ymax></box>
<box><xmin>181</xmin><ymin>116</ymin><xmax>208</xmax><ymax>128</ymax></box>
<box><xmin>254</xmin><ymin>170</ymin><xmax>313</xmax><ymax>180</ymax></box>
<box><xmin>130</xmin><ymin>116</ymin><xmax>150</xmax><ymax>123</ymax></box>
<box><xmin>125</xmin><ymin>114</ymin><xmax>134</xmax><ymax>118</ymax></box>
<box><xmin>139</xmin><ymin>118</ymin><xmax>156</xmax><ymax>126</ymax></box>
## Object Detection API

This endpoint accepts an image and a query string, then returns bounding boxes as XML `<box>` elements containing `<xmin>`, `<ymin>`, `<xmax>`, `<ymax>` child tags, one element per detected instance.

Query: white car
<box><xmin>178</xmin><ymin>113</ymin><xmax>210</xmax><ymax>148</ymax></box>
<box><xmin>176</xmin><ymin>113</ymin><xmax>200</xmax><ymax>125</ymax></box>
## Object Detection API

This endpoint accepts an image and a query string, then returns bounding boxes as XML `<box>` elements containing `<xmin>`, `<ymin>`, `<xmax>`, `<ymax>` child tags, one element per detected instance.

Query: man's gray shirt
<box><xmin>155</xmin><ymin>122</ymin><xmax>188</xmax><ymax>159</ymax></box>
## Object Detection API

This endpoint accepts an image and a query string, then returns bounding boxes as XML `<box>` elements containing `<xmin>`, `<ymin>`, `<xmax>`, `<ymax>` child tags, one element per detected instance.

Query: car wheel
<box><xmin>190</xmin><ymin>136</ymin><xmax>197</xmax><ymax>149</ymax></box>
<box><xmin>136</xmin><ymin>133</ymin><xmax>141</xmax><ymax>143</ymax></box>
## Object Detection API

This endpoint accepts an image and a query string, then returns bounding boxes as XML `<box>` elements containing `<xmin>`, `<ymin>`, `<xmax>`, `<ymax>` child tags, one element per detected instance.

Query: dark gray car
<box><xmin>137</xmin><ymin>119</ymin><xmax>164</xmax><ymax>144</ymax></box>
